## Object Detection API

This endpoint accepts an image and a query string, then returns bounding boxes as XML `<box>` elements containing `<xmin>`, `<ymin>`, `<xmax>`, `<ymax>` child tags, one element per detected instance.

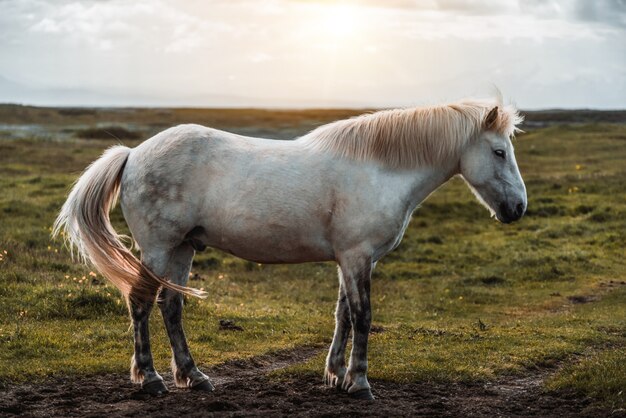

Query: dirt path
<box><xmin>0</xmin><ymin>346</ymin><xmax>621</xmax><ymax>418</ymax></box>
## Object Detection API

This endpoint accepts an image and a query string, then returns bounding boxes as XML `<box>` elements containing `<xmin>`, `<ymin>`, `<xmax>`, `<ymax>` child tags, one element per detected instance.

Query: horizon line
<box><xmin>2</xmin><ymin>102</ymin><xmax>625</xmax><ymax>113</ymax></box>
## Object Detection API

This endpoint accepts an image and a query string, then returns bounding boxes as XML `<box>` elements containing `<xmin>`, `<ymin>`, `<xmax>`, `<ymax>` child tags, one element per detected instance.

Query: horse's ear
<box><xmin>484</xmin><ymin>106</ymin><xmax>499</xmax><ymax>130</ymax></box>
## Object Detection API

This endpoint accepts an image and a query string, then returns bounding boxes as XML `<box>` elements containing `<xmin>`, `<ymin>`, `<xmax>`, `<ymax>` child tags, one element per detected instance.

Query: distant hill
<box><xmin>522</xmin><ymin>109</ymin><xmax>626</xmax><ymax>128</ymax></box>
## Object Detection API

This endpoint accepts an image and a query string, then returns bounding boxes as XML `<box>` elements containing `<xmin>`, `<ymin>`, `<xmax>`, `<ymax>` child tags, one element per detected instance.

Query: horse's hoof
<box><xmin>191</xmin><ymin>379</ymin><xmax>215</xmax><ymax>392</ymax></box>
<box><xmin>349</xmin><ymin>388</ymin><xmax>375</xmax><ymax>400</ymax></box>
<box><xmin>141</xmin><ymin>380</ymin><xmax>169</xmax><ymax>396</ymax></box>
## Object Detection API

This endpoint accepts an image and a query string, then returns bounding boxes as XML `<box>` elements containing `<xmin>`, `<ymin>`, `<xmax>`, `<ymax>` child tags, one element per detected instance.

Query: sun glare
<box><xmin>321</xmin><ymin>4</ymin><xmax>359</xmax><ymax>38</ymax></box>
<box><xmin>296</xmin><ymin>1</ymin><xmax>371</xmax><ymax>50</ymax></box>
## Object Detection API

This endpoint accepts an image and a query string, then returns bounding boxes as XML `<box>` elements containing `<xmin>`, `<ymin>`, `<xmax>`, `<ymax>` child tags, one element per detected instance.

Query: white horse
<box><xmin>54</xmin><ymin>98</ymin><xmax>526</xmax><ymax>400</ymax></box>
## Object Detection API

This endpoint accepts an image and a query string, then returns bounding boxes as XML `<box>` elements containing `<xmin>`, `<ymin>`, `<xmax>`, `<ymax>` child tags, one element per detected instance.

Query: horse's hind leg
<box><xmin>129</xmin><ymin>248</ymin><xmax>172</xmax><ymax>395</ymax></box>
<box><xmin>130</xmin><ymin>297</ymin><xmax>169</xmax><ymax>395</ymax></box>
<box><xmin>324</xmin><ymin>269</ymin><xmax>351</xmax><ymax>388</ymax></box>
<box><xmin>157</xmin><ymin>243</ymin><xmax>213</xmax><ymax>391</ymax></box>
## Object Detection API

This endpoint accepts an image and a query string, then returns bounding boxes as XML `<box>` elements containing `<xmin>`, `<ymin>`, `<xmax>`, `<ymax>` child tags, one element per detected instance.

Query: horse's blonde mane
<box><xmin>301</xmin><ymin>99</ymin><xmax>523</xmax><ymax>169</ymax></box>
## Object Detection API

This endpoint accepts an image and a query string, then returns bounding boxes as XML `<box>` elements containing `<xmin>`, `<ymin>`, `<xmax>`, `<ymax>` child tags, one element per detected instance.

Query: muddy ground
<box><xmin>0</xmin><ymin>347</ymin><xmax>622</xmax><ymax>418</ymax></box>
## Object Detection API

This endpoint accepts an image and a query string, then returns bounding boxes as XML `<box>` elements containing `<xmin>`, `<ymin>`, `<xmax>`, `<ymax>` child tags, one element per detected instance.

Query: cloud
<box><xmin>30</xmin><ymin>17</ymin><xmax>62</xmax><ymax>33</ymax></box>
<box><xmin>293</xmin><ymin>0</ymin><xmax>626</xmax><ymax>29</ymax></box>
<box><xmin>568</xmin><ymin>0</ymin><xmax>626</xmax><ymax>27</ymax></box>
<box><xmin>24</xmin><ymin>0</ymin><xmax>237</xmax><ymax>53</ymax></box>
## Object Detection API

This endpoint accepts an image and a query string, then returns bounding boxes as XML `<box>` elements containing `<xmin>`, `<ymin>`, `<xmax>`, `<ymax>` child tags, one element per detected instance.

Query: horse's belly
<box><xmin>201</xmin><ymin>219</ymin><xmax>334</xmax><ymax>264</ymax></box>
<box><xmin>217</xmin><ymin>241</ymin><xmax>332</xmax><ymax>264</ymax></box>
<box><xmin>208</xmin><ymin>235</ymin><xmax>333</xmax><ymax>264</ymax></box>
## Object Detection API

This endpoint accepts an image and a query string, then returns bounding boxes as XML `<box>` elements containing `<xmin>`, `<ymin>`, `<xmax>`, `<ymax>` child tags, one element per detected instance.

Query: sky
<box><xmin>0</xmin><ymin>0</ymin><xmax>625</xmax><ymax>109</ymax></box>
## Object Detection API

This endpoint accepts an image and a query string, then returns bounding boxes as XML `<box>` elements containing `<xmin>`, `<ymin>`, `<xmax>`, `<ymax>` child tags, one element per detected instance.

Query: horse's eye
<box><xmin>494</xmin><ymin>149</ymin><xmax>506</xmax><ymax>159</ymax></box>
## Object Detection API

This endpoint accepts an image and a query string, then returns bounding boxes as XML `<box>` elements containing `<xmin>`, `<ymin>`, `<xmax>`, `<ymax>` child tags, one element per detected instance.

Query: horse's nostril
<box><xmin>515</xmin><ymin>203</ymin><xmax>525</xmax><ymax>217</ymax></box>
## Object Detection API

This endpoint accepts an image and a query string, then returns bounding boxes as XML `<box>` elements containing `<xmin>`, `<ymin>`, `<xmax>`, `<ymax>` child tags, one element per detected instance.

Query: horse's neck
<box><xmin>402</xmin><ymin>159</ymin><xmax>459</xmax><ymax>213</ymax></box>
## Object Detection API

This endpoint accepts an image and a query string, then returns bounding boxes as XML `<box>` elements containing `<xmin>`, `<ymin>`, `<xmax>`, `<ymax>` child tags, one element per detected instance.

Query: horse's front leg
<box><xmin>338</xmin><ymin>252</ymin><xmax>374</xmax><ymax>400</ymax></box>
<box><xmin>324</xmin><ymin>272</ymin><xmax>351</xmax><ymax>388</ymax></box>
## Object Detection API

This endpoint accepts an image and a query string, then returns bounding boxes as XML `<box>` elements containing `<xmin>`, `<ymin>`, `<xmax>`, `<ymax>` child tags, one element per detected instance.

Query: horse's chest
<box><xmin>371</xmin><ymin>212</ymin><xmax>412</xmax><ymax>260</ymax></box>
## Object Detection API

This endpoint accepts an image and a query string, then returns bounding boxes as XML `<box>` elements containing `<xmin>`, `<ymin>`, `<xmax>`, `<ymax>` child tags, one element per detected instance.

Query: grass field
<box><xmin>0</xmin><ymin>108</ymin><xmax>625</xmax><ymax>411</ymax></box>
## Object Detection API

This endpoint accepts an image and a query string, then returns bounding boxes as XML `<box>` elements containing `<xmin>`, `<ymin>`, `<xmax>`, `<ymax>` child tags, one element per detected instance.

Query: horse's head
<box><xmin>460</xmin><ymin>106</ymin><xmax>526</xmax><ymax>224</ymax></box>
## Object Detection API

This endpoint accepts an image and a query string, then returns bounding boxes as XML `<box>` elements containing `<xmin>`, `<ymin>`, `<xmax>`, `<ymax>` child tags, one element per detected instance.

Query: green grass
<box><xmin>1</xmin><ymin>122</ymin><xmax>625</xmax><ymax>408</ymax></box>
<box><xmin>547</xmin><ymin>345</ymin><xmax>626</xmax><ymax>410</ymax></box>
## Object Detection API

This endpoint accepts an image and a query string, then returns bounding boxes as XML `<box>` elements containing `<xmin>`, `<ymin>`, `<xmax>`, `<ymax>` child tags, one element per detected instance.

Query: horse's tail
<box><xmin>52</xmin><ymin>146</ymin><xmax>207</xmax><ymax>303</ymax></box>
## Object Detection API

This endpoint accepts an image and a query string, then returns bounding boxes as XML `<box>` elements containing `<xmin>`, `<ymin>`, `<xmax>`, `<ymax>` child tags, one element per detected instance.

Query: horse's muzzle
<box><xmin>498</xmin><ymin>201</ymin><xmax>526</xmax><ymax>224</ymax></box>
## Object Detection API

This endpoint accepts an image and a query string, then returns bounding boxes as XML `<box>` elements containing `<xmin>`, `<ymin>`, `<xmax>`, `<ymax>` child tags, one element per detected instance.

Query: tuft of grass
<box><xmin>546</xmin><ymin>347</ymin><xmax>626</xmax><ymax>410</ymax></box>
